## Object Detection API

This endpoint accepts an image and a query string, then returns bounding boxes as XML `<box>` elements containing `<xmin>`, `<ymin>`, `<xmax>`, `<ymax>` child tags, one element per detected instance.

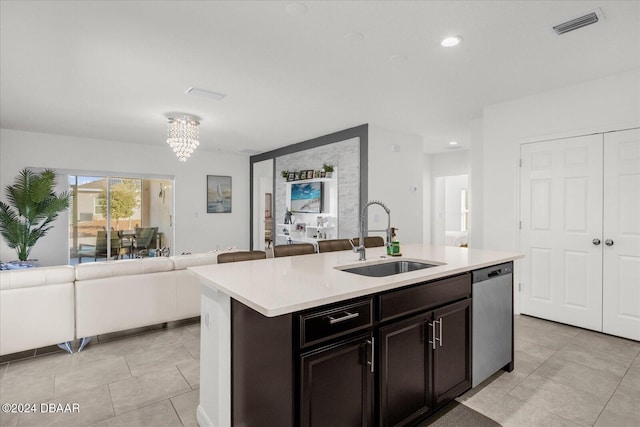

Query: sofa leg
<box><xmin>77</xmin><ymin>336</ymin><xmax>92</xmax><ymax>352</ymax></box>
<box><xmin>57</xmin><ymin>341</ymin><xmax>73</xmax><ymax>354</ymax></box>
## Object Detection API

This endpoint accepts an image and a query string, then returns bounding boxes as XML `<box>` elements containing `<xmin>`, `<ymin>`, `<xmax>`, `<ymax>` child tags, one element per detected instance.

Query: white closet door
<box><xmin>603</xmin><ymin>129</ymin><xmax>640</xmax><ymax>341</ymax></box>
<box><xmin>520</xmin><ymin>134</ymin><xmax>603</xmax><ymax>331</ymax></box>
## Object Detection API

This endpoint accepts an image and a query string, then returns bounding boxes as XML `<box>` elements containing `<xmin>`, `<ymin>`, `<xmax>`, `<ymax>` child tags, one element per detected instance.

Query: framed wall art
<box><xmin>207</xmin><ymin>175</ymin><xmax>232</xmax><ymax>213</ymax></box>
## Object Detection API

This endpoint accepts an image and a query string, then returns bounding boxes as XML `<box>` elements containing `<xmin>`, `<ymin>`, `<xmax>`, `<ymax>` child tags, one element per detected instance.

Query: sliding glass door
<box><xmin>69</xmin><ymin>175</ymin><xmax>173</xmax><ymax>264</ymax></box>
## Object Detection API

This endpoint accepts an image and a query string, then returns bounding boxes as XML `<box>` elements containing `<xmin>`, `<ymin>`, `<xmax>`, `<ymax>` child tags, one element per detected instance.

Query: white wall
<box><xmin>468</xmin><ymin>118</ymin><xmax>483</xmax><ymax>248</ymax></box>
<box><xmin>480</xmin><ymin>69</ymin><xmax>640</xmax><ymax>253</ymax></box>
<box><xmin>479</xmin><ymin>69</ymin><xmax>640</xmax><ymax>314</ymax></box>
<box><xmin>0</xmin><ymin>129</ymin><xmax>250</xmax><ymax>265</ymax></box>
<box><xmin>429</xmin><ymin>150</ymin><xmax>469</xmax><ymax>178</ymax></box>
<box><xmin>444</xmin><ymin>175</ymin><xmax>468</xmax><ymax>232</ymax></box>
<box><xmin>422</xmin><ymin>154</ymin><xmax>432</xmax><ymax>245</ymax></box>
<box><xmin>426</xmin><ymin>150</ymin><xmax>470</xmax><ymax>245</ymax></box>
<box><xmin>368</xmin><ymin>125</ymin><xmax>423</xmax><ymax>244</ymax></box>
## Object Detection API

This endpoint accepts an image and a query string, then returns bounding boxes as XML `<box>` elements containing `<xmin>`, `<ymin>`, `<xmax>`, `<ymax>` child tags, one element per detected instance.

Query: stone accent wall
<box><xmin>275</xmin><ymin>137</ymin><xmax>359</xmax><ymax>244</ymax></box>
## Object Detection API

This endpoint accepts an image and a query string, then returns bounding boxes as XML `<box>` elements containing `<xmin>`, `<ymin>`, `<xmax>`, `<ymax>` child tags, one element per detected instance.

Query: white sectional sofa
<box><xmin>0</xmin><ymin>265</ymin><xmax>76</xmax><ymax>355</ymax></box>
<box><xmin>0</xmin><ymin>251</ymin><xmax>229</xmax><ymax>356</ymax></box>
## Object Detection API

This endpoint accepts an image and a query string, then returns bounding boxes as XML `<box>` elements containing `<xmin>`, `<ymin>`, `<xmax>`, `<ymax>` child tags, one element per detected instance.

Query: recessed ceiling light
<box><xmin>286</xmin><ymin>2</ymin><xmax>308</xmax><ymax>16</ymax></box>
<box><xmin>344</xmin><ymin>31</ymin><xmax>364</xmax><ymax>42</ymax></box>
<box><xmin>449</xmin><ymin>141</ymin><xmax>458</xmax><ymax>145</ymax></box>
<box><xmin>185</xmin><ymin>87</ymin><xmax>226</xmax><ymax>101</ymax></box>
<box><xmin>441</xmin><ymin>36</ymin><xmax>463</xmax><ymax>47</ymax></box>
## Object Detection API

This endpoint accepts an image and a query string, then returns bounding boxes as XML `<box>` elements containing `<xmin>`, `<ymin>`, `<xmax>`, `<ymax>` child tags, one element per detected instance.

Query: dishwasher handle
<box><xmin>487</xmin><ymin>269</ymin><xmax>502</xmax><ymax>278</ymax></box>
<box><xmin>472</xmin><ymin>262</ymin><xmax>513</xmax><ymax>283</ymax></box>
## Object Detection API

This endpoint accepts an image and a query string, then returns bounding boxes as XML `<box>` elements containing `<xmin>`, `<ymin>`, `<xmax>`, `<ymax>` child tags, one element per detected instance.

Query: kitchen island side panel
<box><xmin>232</xmin><ymin>299</ymin><xmax>294</xmax><ymax>427</ymax></box>
<box><xmin>198</xmin><ymin>285</ymin><xmax>232</xmax><ymax>427</ymax></box>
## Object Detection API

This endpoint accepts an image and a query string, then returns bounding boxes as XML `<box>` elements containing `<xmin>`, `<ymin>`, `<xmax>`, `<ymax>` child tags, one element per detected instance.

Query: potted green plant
<box><xmin>323</xmin><ymin>164</ymin><xmax>334</xmax><ymax>178</ymax></box>
<box><xmin>281</xmin><ymin>170</ymin><xmax>289</xmax><ymax>179</ymax></box>
<box><xmin>0</xmin><ymin>168</ymin><xmax>70</xmax><ymax>262</ymax></box>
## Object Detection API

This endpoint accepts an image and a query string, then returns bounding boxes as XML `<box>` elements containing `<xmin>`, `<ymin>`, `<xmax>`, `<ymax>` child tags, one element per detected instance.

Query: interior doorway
<box><xmin>434</xmin><ymin>174</ymin><xmax>469</xmax><ymax>247</ymax></box>
<box><xmin>252</xmin><ymin>159</ymin><xmax>274</xmax><ymax>251</ymax></box>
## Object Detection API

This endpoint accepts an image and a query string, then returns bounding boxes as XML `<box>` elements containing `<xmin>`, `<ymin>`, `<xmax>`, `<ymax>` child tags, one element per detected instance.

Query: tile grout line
<box><xmin>176</xmin><ymin>360</ymin><xmax>195</xmax><ymax>391</ymax></box>
<box><xmin>518</xmin><ymin>331</ymin><xmax>627</xmax><ymax>426</ymax></box>
<box><xmin>590</xmin><ymin>354</ymin><xmax>637</xmax><ymax>427</ymax></box>
<box><xmin>168</xmin><ymin>397</ymin><xmax>188</xmax><ymax>427</ymax></box>
<box><xmin>552</xmin><ymin>340</ymin><xmax>635</xmax><ymax>379</ymax></box>
<box><xmin>105</xmin><ymin>381</ymin><xmax>117</xmax><ymax>423</ymax></box>
<box><xmin>499</xmin><ymin>326</ymin><xmax>574</xmax><ymax>421</ymax></box>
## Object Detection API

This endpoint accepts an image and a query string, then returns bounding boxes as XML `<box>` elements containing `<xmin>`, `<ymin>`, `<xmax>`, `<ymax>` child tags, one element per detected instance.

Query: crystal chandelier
<box><xmin>167</xmin><ymin>114</ymin><xmax>200</xmax><ymax>162</ymax></box>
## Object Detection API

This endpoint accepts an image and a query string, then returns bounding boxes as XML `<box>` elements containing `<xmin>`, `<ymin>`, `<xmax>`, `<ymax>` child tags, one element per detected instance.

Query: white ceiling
<box><xmin>1</xmin><ymin>1</ymin><xmax>639</xmax><ymax>155</ymax></box>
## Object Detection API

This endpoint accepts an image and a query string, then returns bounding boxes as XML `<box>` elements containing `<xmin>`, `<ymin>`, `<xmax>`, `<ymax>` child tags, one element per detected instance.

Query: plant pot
<box><xmin>4</xmin><ymin>259</ymin><xmax>39</xmax><ymax>269</ymax></box>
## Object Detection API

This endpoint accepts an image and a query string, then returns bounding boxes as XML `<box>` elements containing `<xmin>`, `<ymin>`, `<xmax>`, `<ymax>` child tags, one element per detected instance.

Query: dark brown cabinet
<box><xmin>300</xmin><ymin>335</ymin><xmax>374</xmax><ymax>427</ymax></box>
<box><xmin>378</xmin><ymin>274</ymin><xmax>472</xmax><ymax>427</ymax></box>
<box><xmin>432</xmin><ymin>299</ymin><xmax>472</xmax><ymax>407</ymax></box>
<box><xmin>379</xmin><ymin>313</ymin><xmax>433</xmax><ymax>427</ymax></box>
<box><xmin>229</xmin><ymin>272</ymin><xmax>481</xmax><ymax>427</ymax></box>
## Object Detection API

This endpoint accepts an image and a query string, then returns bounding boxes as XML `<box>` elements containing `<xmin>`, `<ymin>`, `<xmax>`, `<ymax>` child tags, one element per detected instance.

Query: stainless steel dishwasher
<box><xmin>472</xmin><ymin>262</ymin><xmax>513</xmax><ymax>387</ymax></box>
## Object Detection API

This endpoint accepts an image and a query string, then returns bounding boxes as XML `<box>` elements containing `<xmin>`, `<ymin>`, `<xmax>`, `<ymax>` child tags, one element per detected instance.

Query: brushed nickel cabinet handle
<box><xmin>605</xmin><ymin>239</ymin><xmax>614</xmax><ymax>246</ymax></box>
<box><xmin>428</xmin><ymin>322</ymin><xmax>436</xmax><ymax>350</ymax></box>
<box><xmin>592</xmin><ymin>238</ymin><xmax>601</xmax><ymax>246</ymax></box>
<box><xmin>327</xmin><ymin>311</ymin><xmax>359</xmax><ymax>324</ymax></box>
<box><xmin>366</xmin><ymin>337</ymin><xmax>374</xmax><ymax>373</ymax></box>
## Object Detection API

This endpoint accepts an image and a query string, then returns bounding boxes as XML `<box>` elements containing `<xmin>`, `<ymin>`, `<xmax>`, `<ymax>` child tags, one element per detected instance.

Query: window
<box><xmin>68</xmin><ymin>174</ymin><xmax>173</xmax><ymax>264</ymax></box>
<box><xmin>460</xmin><ymin>189</ymin><xmax>469</xmax><ymax>232</ymax></box>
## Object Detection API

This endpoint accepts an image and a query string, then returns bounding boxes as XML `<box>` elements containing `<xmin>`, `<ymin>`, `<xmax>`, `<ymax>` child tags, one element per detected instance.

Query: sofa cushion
<box><xmin>171</xmin><ymin>250</ymin><xmax>240</xmax><ymax>270</ymax></box>
<box><xmin>75</xmin><ymin>257</ymin><xmax>174</xmax><ymax>281</ymax></box>
<box><xmin>75</xmin><ymin>270</ymin><xmax>177</xmax><ymax>338</ymax></box>
<box><xmin>0</xmin><ymin>265</ymin><xmax>75</xmax><ymax>290</ymax></box>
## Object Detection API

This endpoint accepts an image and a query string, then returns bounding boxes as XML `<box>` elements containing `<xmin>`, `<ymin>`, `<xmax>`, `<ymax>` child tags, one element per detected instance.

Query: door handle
<box><xmin>592</xmin><ymin>238</ymin><xmax>601</xmax><ymax>246</ymax></box>
<box><xmin>605</xmin><ymin>239</ymin><xmax>614</xmax><ymax>246</ymax></box>
<box><xmin>437</xmin><ymin>318</ymin><xmax>443</xmax><ymax>347</ymax></box>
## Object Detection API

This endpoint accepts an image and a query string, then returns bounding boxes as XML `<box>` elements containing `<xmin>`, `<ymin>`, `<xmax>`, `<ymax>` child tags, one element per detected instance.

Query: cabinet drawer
<box><xmin>379</xmin><ymin>273</ymin><xmax>471</xmax><ymax>322</ymax></box>
<box><xmin>299</xmin><ymin>299</ymin><xmax>373</xmax><ymax>348</ymax></box>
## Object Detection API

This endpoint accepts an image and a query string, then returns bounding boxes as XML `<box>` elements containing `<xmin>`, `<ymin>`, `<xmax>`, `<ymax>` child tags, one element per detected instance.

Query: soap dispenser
<box><xmin>389</xmin><ymin>227</ymin><xmax>401</xmax><ymax>256</ymax></box>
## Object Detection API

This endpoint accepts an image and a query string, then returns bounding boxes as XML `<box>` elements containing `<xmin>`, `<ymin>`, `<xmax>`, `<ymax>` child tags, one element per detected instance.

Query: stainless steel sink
<box><xmin>340</xmin><ymin>260</ymin><xmax>438</xmax><ymax>277</ymax></box>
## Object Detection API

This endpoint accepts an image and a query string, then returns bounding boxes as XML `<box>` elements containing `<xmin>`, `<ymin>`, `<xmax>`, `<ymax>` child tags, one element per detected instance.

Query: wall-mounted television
<box><xmin>290</xmin><ymin>182</ymin><xmax>323</xmax><ymax>213</ymax></box>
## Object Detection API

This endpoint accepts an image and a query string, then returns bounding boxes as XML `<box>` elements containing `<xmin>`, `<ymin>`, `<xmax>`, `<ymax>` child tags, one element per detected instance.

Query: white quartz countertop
<box><xmin>188</xmin><ymin>244</ymin><xmax>523</xmax><ymax>317</ymax></box>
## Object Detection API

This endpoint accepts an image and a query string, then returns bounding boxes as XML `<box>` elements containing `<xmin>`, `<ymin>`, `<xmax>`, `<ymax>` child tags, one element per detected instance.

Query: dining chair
<box><xmin>133</xmin><ymin>227</ymin><xmax>158</xmax><ymax>256</ymax></box>
<box><xmin>77</xmin><ymin>231</ymin><xmax>121</xmax><ymax>263</ymax></box>
<box><xmin>273</xmin><ymin>243</ymin><xmax>316</xmax><ymax>258</ymax></box>
<box><xmin>317</xmin><ymin>239</ymin><xmax>353</xmax><ymax>253</ymax></box>
<box><xmin>351</xmin><ymin>236</ymin><xmax>385</xmax><ymax>248</ymax></box>
<box><xmin>217</xmin><ymin>251</ymin><xmax>267</xmax><ymax>264</ymax></box>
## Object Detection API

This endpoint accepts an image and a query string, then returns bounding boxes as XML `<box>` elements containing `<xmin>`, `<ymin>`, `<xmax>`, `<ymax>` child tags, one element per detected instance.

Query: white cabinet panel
<box><xmin>564</xmin><ymin>177</ymin><xmax>589</xmax><ymax>233</ymax></box>
<box><xmin>521</xmin><ymin>128</ymin><xmax>640</xmax><ymax>341</ymax></box>
<box><xmin>564</xmin><ymin>250</ymin><xmax>589</xmax><ymax>309</ymax></box>
<box><xmin>530</xmin><ymin>247</ymin><xmax>552</xmax><ymax>301</ymax></box>
<box><xmin>520</xmin><ymin>134</ymin><xmax>603</xmax><ymax>331</ymax></box>
<box><xmin>603</xmin><ymin>129</ymin><xmax>640</xmax><ymax>341</ymax></box>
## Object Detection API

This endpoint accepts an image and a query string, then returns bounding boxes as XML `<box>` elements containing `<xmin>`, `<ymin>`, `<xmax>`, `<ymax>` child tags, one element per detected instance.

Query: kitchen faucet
<box><xmin>354</xmin><ymin>200</ymin><xmax>391</xmax><ymax>261</ymax></box>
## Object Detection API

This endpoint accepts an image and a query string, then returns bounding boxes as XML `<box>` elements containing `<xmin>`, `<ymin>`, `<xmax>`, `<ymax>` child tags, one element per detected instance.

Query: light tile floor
<box><xmin>457</xmin><ymin>315</ymin><xmax>640</xmax><ymax>427</ymax></box>
<box><xmin>0</xmin><ymin>315</ymin><xmax>638</xmax><ymax>426</ymax></box>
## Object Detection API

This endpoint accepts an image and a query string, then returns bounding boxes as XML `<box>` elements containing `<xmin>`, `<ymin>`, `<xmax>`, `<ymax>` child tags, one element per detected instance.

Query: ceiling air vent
<box><xmin>553</xmin><ymin>8</ymin><xmax>604</xmax><ymax>35</ymax></box>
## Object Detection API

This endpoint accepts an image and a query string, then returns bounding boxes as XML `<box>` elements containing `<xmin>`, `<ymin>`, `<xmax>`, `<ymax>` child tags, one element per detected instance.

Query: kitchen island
<box><xmin>189</xmin><ymin>244</ymin><xmax>522</xmax><ymax>427</ymax></box>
